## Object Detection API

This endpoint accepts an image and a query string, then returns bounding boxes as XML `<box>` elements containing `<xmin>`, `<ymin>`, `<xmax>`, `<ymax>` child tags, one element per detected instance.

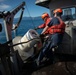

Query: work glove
<box><xmin>34</xmin><ymin>27</ymin><xmax>39</xmax><ymax>30</ymax></box>
<box><xmin>39</xmin><ymin>34</ymin><xmax>44</xmax><ymax>37</ymax></box>
<box><xmin>39</xmin><ymin>34</ymin><xmax>45</xmax><ymax>43</ymax></box>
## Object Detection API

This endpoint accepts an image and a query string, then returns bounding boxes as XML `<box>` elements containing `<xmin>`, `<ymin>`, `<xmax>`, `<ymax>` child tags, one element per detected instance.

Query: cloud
<box><xmin>0</xmin><ymin>3</ymin><xmax>10</xmax><ymax>11</ymax></box>
<box><xmin>0</xmin><ymin>0</ymin><xmax>5</xmax><ymax>2</ymax></box>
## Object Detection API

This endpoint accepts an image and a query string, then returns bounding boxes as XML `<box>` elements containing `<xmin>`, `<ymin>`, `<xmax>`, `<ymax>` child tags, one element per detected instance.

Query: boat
<box><xmin>0</xmin><ymin>0</ymin><xmax>76</xmax><ymax>75</ymax></box>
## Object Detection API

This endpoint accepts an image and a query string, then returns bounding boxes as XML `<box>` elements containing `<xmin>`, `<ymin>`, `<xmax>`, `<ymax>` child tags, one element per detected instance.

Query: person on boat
<box><xmin>37</xmin><ymin>8</ymin><xmax>66</xmax><ymax>65</ymax></box>
<box><xmin>35</xmin><ymin>13</ymin><xmax>52</xmax><ymax>43</ymax></box>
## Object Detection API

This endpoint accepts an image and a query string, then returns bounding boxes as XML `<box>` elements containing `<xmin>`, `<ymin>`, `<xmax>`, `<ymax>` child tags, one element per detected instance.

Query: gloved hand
<box><xmin>39</xmin><ymin>34</ymin><xmax>44</xmax><ymax>37</ymax></box>
<box><xmin>39</xmin><ymin>34</ymin><xmax>45</xmax><ymax>43</ymax></box>
<box><xmin>34</xmin><ymin>27</ymin><xmax>39</xmax><ymax>30</ymax></box>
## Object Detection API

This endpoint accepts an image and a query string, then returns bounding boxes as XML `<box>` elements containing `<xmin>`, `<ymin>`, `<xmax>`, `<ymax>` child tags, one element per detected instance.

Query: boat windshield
<box><xmin>62</xmin><ymin>7</ymin><xmax>76</xmax><ymax>21</ymax></box>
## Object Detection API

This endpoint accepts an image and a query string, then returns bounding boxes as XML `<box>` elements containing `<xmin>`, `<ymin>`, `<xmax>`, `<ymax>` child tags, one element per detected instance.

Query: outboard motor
<box><xmin>13</xmin><ymin>29</ymin><xmax>42</xmax><ymax>61</ymax></box>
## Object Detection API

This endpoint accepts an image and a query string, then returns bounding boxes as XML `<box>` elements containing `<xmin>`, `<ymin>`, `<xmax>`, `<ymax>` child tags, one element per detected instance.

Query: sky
<box><xmin>0</xmin><ymin>0</ymin><xmax>50</xmax><ymax>18</ymax></box>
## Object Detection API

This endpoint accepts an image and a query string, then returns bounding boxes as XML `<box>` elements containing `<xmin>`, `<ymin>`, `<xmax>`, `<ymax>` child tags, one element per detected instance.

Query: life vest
<box><xmin>38</xmin><ymin>18</ymin><xmax>52</xmax><ymax>34</ymax></box>
<box><xmin>48</xmin><ymin>17</ymin><xmax>66</xmax><ymax>34</ymax></box>
<box><xmin>38</xmin><ymin>18</ymin><xmax>51</xmax><ymax>28</ymax></box>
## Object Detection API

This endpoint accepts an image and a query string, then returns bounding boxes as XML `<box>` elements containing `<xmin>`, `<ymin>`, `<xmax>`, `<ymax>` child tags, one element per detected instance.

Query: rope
<box><xmin>65</xmin><ymin>62</ymin><xmax>73</xmax><ymax>75</ymax></box>
<box><xmin>25</xmin><ymin>4</ymin><xmax>36</xmax><ymax>28</ymax></box>
<box><xmin>9</xmin><ymin>38</ymin><xmax>40</xmax><ymax>47</ymax></box>
<box><xmin>2</xmin><ymin>37</ymin><xmax>40</xmax><ymax>48</ymax></box>
<box><xmin>12</xmin><ymin>8</ymin><xmax>24</xmax><ymax>31</ymax></box>
<box><xmin>17</xmin><ymin>8</ymin><xmax>24</xmax><ymax>26</ymax></box>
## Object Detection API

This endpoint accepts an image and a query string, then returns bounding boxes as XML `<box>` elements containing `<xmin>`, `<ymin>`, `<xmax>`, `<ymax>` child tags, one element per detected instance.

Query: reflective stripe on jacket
<box><xmin>48</xmin><ymin>17</ymin><xmax>66</xmax><ymax>34</ymax></box>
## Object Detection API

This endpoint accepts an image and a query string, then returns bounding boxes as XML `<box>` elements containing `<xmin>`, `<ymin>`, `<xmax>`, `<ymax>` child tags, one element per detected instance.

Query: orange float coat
<box><xmin>38</xmin><ymin>18</ymin><xmax>51</xmax><ymax>34</ymax></box>
<box><xmin>47</xmin><ymin>17</ymin><xmax>66</xmax><ymax>34</ymax></box>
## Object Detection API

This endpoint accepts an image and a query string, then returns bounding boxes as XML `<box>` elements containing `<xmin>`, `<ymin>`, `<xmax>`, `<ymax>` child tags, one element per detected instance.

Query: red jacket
<box><xmin>38</xmin><ymin>18</ymin><xmax>51</xmax><ymax>34</ymax></box>
<box><xmin>48</xmin><ymin>17</ymin><xmax>66</xmax><ymax>34</ymax></box>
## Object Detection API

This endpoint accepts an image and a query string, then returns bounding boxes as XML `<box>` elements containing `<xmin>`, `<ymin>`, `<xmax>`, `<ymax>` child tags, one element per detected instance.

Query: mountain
<box><xmin>15</xmin><ymin>16</ymin><xmax>41</xmax><ymax>20</ymax></box>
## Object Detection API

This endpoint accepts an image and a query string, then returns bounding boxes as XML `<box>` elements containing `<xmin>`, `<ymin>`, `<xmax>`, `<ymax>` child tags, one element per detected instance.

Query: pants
<box><xmin>37</xmin><ymin>33</ymin><xmax>64</xmax><ymax>65</ymax></box>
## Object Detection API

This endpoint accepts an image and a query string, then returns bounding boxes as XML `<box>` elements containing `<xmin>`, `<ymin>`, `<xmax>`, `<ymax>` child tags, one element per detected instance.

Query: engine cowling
<box><xmin>13</xmin><ymin>29</ymin><xmax>42</xmax><ymax>61</ymax></box>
